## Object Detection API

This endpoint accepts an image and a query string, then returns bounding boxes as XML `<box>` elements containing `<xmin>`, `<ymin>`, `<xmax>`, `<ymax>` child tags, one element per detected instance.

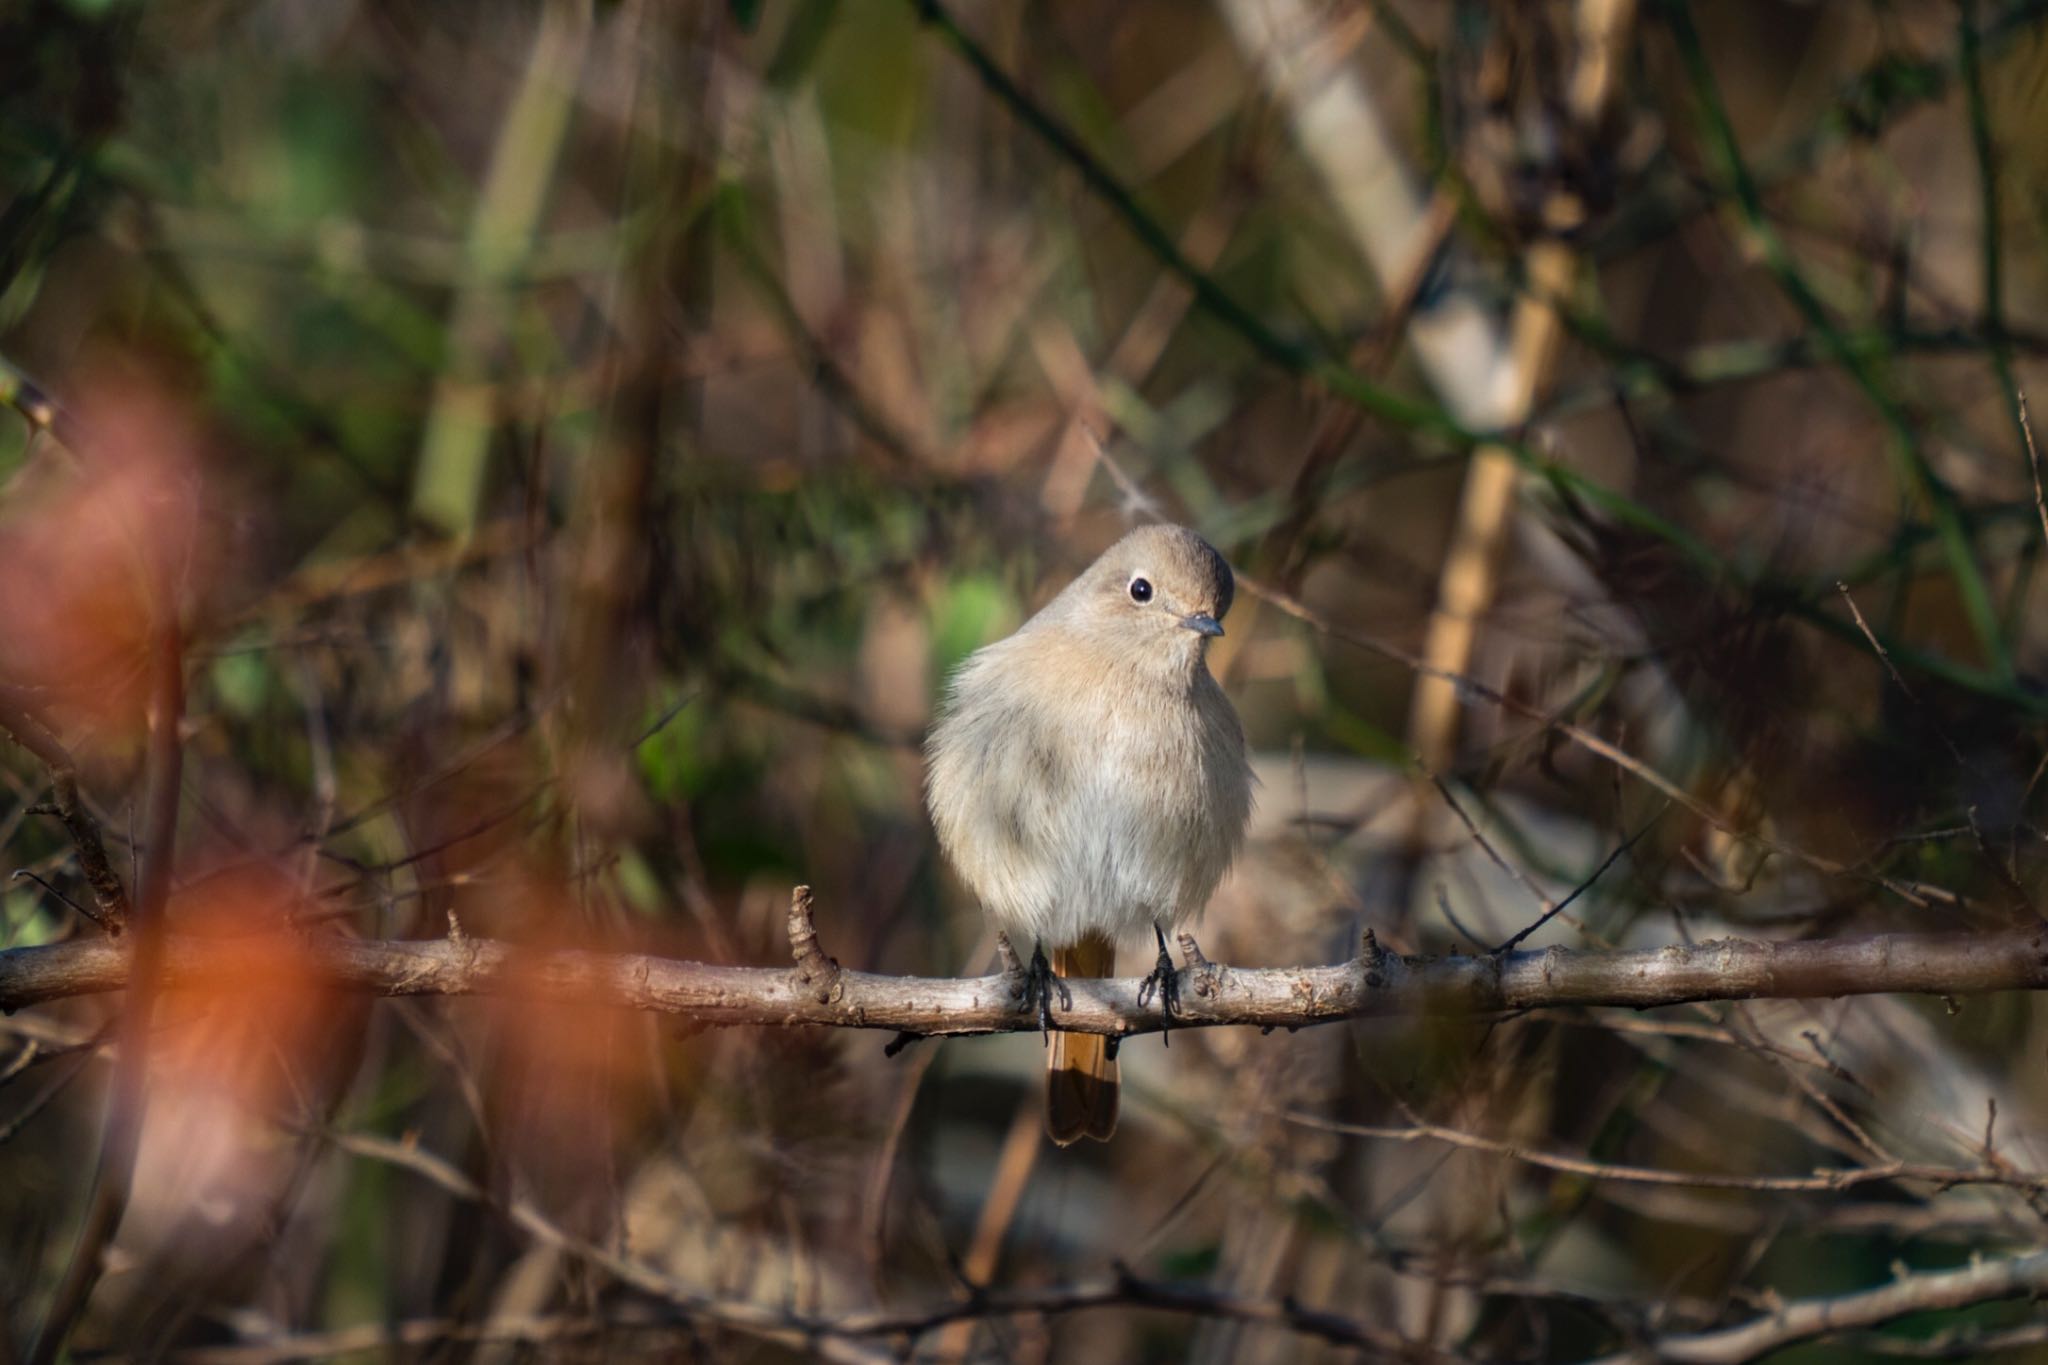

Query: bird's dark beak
<box><xmin>1180</xmin><ymin>613</ymin><xmax>1224</xmax><ymax>638</ymax></box>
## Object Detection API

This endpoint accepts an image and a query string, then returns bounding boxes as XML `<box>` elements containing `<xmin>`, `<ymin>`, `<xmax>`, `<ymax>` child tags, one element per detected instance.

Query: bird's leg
<box><xmin>1136</xmin><ymin>921</ymin><xmax>1183</xmax><ymax>1042</ymax></box>
<box><xmin>1017</xmin><ymin>941</ymin><xmax>1069</xmax><ymax>1042</ymax></box>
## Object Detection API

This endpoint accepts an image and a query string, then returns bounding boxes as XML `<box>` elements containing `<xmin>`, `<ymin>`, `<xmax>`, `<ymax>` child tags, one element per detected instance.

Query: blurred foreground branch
<box><xmin>4</xmin><ymin>891</ymin><xmax>2046</xmax><ymax>1037</ymax></box>
<box><xmin>24</xmin><ymin>625</ymin><xmax>185</xmax><ymax>1365</ymax></box>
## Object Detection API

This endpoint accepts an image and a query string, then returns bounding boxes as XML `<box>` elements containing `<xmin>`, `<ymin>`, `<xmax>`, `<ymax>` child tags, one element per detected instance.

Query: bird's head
<box><xmin>1057</xmin><ymin>524</ymin><xmax>1236</xmax><ymax>672</ymax></box>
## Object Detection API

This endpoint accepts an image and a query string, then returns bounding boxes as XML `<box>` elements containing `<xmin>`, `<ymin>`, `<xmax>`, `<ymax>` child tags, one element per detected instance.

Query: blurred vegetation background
<box><xmin>7</xmin><ymin>0</ymin><xmax>2048</xmax><ymax>1359</ymax></box>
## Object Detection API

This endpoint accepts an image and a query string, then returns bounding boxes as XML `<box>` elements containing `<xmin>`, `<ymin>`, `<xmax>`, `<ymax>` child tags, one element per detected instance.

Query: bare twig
<box><xmin>1427</xmin><ymin>772</ymin><xmax>1567</xmax><ymax>927</ymax></box>
<box><xmin>1837</xmin><ymin>580</ymin><xmax>1970</xmax><ymax>771</ymax></box>
<box><xmin>2021</xmin><ymin>389</ymin><xmax>2048</xmax><ymax>551</ymax></box>
<box><xmin>1282</xmin><ymin>1113</ymin><xmax>2048</xmax><ymax>1197</ymax></box>
<box><xmin>1835</xmin><ymin>581</ymin><xmax>1919</xmax><ymax>703</ymax></box>
<box><xmin>0</xmin><ymin>698</ymin><xmax>130</xmax><ymax>934</ymax></box>
<box><xmin>860</xmin><ymin>1041</ymin><xmax>940</xmax><ymax>1285</ymax></box>
<box><xmin>1494</xmin><ymin>804</ymin><xmax>1666</xmax><ymax>954</ymax></box>
<box><xmin>1855</xmin><ymin>1320</ymin><xmax>2048</xmax><ymax>1359</ymax></box>
<box><xmin>10</xmin><ymin>869</ymin><xmax>97</xmax><ymax>931</ymax></box>
<box><xmin>1592</xmin><ymin>1247</ymin><xmax>2048</xmax><ymax>1364</ymax></box>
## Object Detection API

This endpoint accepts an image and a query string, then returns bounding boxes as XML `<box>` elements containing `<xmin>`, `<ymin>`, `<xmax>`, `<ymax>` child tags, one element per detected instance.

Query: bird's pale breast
<box><xmin>926</xmin><ymin>630</ymin><xmax>1251</xmax><ymax>950</ymax></box>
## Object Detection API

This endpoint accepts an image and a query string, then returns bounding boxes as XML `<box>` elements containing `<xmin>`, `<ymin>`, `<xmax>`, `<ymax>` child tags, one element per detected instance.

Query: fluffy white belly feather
<box><xmin>926</xmin><ymin>640</ymin><xmax>1248</xmax><ymax>952</ymax></box>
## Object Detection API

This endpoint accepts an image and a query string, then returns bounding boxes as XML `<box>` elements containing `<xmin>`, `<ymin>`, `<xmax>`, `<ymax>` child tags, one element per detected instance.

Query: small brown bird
<box><xmin>925</xmin><ymin>525</ymin><xmax>1254</xmax><ymax>1144</ymax></box>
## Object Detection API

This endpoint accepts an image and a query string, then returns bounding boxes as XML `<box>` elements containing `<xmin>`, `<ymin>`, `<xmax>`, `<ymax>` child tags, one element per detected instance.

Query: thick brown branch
<box><xmin>4</xmin><ymin>924</ymin><xmax>2047</xmax><ymax>1036</ymax></box>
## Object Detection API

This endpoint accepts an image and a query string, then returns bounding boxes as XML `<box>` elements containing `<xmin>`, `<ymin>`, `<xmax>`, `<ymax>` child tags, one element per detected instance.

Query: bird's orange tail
<box><xmin>1047</xmin><ymin>932</ymin><xmax>1118</xmax><ymax>1145</ymax></box>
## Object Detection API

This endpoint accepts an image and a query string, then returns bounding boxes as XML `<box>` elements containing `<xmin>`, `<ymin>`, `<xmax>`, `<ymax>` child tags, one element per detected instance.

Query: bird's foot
<box><xmin>1136</xmin><ymin>924</ymin><xmax>1183</xmax><ymax>1044</ymax></box>
<box><xmin>1017</xmin><ymin>942</ymin><xmax>1070</xmax><ymax>1043</ymax></box>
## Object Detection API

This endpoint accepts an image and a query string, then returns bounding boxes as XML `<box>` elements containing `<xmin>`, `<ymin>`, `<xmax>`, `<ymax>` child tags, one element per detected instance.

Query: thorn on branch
<box><xmin>787</xmin><ymin>885</ymin><xmax>842</xmax><ymax>1004</ymax></box>
<box><xmin>1176</xmin><ymin>930</ymin><xmax>1219</xmax><ymax>998</ymax></box>
<box><xmin>994</xmin><ymin>931</ymin><xmax>1022</xmax><ymax>979</ymax></box>
<box><xmin>1360</xmin><ymin>928</ymin><xmax>1384</xmax><ymax>971</ymax></box>
<box><xmin>884</xmin><ymin>1031</ymin><xmax>925</xmax><ymax>1058</ymax></box>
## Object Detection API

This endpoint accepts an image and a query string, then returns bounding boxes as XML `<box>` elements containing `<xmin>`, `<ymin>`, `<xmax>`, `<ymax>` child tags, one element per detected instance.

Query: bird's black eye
<box><xmin>1128</xmin><ymin>576</ymin><xmax>1153</xmax><ymax>603</ymax></box>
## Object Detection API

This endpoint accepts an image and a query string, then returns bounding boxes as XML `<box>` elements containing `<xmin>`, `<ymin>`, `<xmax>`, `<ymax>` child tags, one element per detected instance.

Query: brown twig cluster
<box><xmin>0</xmin><ymin>696</ymin><xmax>130</xmax><ymax>935</ymax></box>
<box><xmin>162</xmin><ymin>1113</ymin><xmax>2048</xmax><ymax>1365</ymax></box>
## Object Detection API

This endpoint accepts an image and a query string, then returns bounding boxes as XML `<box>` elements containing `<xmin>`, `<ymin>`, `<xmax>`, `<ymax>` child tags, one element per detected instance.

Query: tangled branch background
<box><xmin>7</xmin><ymin>0</ymin><xmax>2048</xmax><ymax>1360</ymax></box>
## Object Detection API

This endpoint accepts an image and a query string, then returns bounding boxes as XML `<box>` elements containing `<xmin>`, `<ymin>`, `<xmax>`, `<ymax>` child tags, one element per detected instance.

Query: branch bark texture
<box><xmin>6</xmin><ymin>916</ymin><xmax>2047</xmax><ymax>1037</ymax></box>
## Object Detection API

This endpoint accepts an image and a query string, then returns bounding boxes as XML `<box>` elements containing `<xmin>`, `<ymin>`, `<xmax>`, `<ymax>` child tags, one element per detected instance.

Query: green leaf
<box><xmin>210</xmin><ymin>650</ymin><xmax>271</xmax><ymax>718</ymax></box>
<box><xmin>928</xmin><ymin>573</ymin><xmax>1016</xmax><ymax>687</ymax></box>
<box><xmin>637</xmin><ymin>697</ymin><xmax>708</xmax><ymax>800</ymax></box>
